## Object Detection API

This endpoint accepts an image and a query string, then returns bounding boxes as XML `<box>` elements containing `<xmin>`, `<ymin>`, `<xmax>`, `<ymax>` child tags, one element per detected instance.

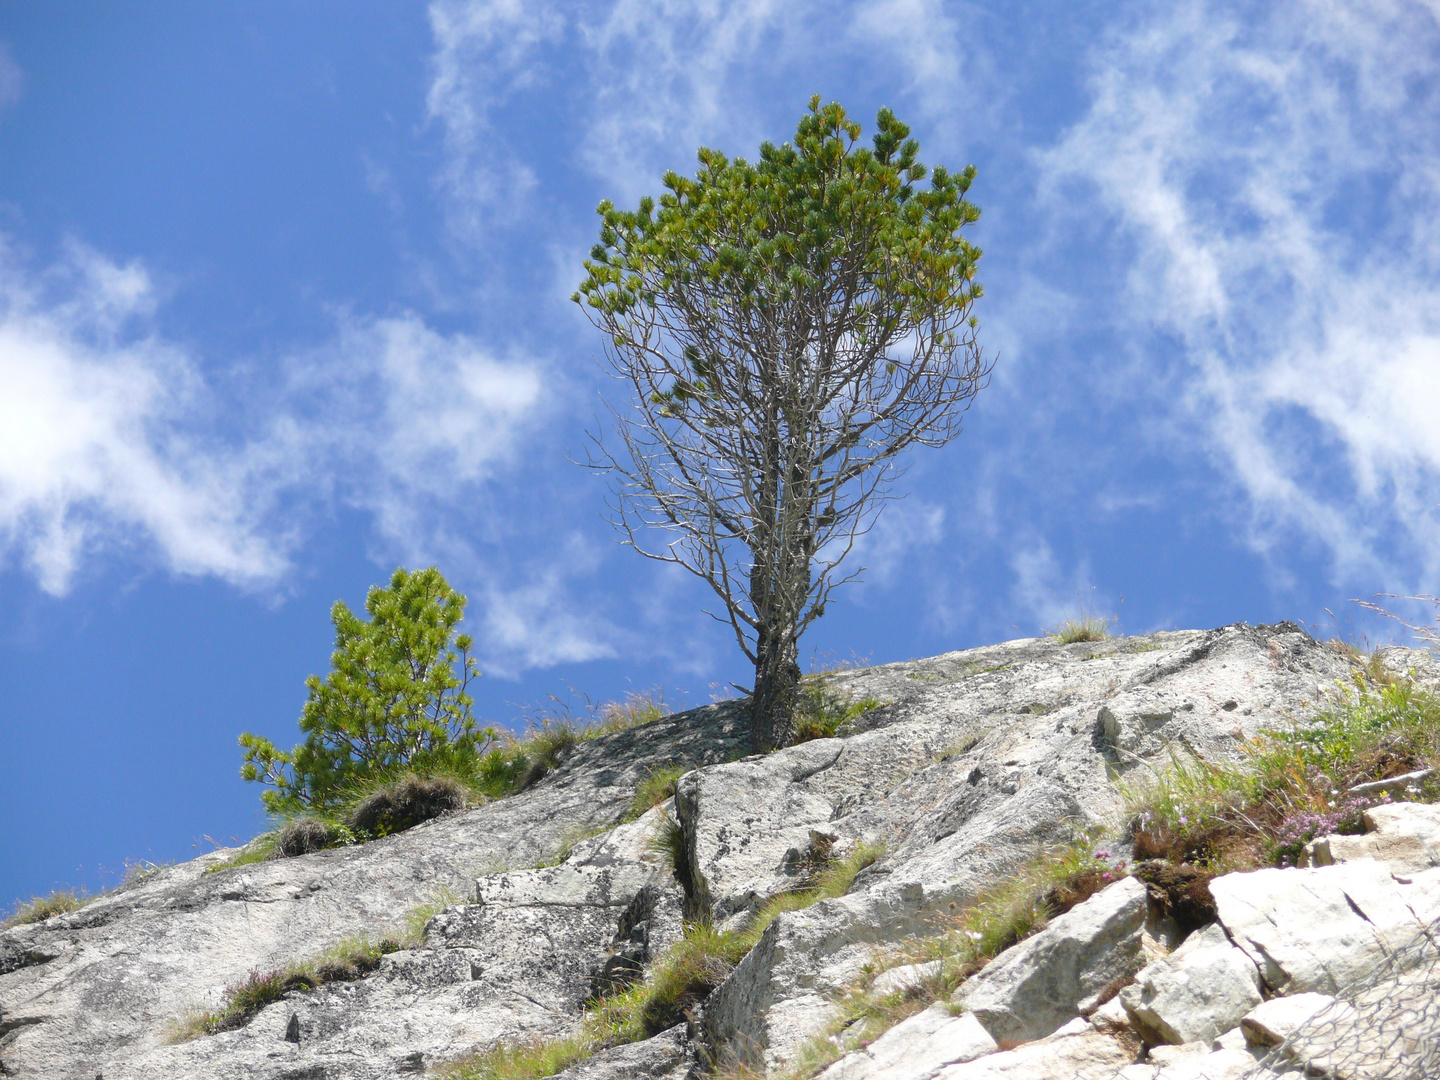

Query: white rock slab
<box><xmin>1151</xmin><ymin>1046</ymin><xmax>1276</xmax><ymax>1080</ymax></box>
<box><xmin>817</xmin><ymin>1005</ymin><xmax>998</xmax><ymax>1080</ymax></box>
<box><xmin>1209</xmin><ymin>860</ymin><xmax>1439</xmax><ymax>993</ymax></box>
<box><xmin>932</xmin><ymin>1025</ymin><xmax>1133</xmax><ymax>1079</ymax></box>
<box><xmin>1120</xmin><ymin>922</ymin><xmax>1263</xmax><ymax>1045</ymax></box>
<box><xmin>1148</xmin><ymin>1042</ymin><xmax>1210</xmax><ymax>1067</ymax></box>
<box><xmin>1240</xmin><ymin>992</ymin><xmax>1345</xmax><ymax>1047</ymax></box>
<box><xmin>1302</xmin><ymin>801</ymin><xmax>1440</xmax><ymax>876</ymax></box>
<box><xmin>956</xmin><ymin>877</ymin><xmax>1149</xmax><ymax>1044</ymax></box>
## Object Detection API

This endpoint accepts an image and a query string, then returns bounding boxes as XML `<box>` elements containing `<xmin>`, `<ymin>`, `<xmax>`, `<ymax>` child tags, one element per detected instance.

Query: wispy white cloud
<box><xmin>846</xmin><ymin>0</ymin><xmax>969</xmax><ymax>125</ymax></box>
<box><xmin>0</xmin><ymin>239</ymin><xmax>286</xmax><ymax>593</ymax></box>
<box><xmin>0</xmin><ymin>44</ymin><xmax>22</xmax><ymax>113</ymax></box>
<box><xmin>1008</xmin><ymin>539</ymin><xmax>1109</xmax><ymax>634</ymax></box>
<box><xmin>1038</xmin><ymin>0</ymin><xmax>1440</xmax><ymax>590</ymax></box>
<box><xmin>318</xmin><ymin>312</ymin><xmax>543</xmax><ymax>547</ymax></box>
<box><xmin>476</xmin><ymin>533</ymin><xmax>624</xmax><ymax>674</ymax></box>
<box><xmin>570</xmin><ymin>0</ymin><xmax>808</xmax><ymax>200</ymax></box>
<box><xmin>425</xmin><ymin>0</ymin><xmax>952</xmax><ymax>226</ymax></box>
<box><xmin>425</xmin><ymin>0</ymin><xmax>564</xmax><ymax>244</ymax></box>
<box><xmin>850</xmin><ymin>497</ymin><xmax>947</xmax><ymax>588</ymax></box>
<box><xmin>0</xmin><ymin>237</ymin><xmax>546</xmax><ymax>601</ymax></box>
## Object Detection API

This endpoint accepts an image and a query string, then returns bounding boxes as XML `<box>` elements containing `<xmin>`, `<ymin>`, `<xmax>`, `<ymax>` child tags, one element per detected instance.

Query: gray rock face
<box><xmin>1301</xmin><ymin>801</ymin><xmax>1440</xmax><ymax>875</ymax></box>
<box><xmin>1120</xmin><ymin>923</ymin><xmax>1263</xmax><ymax>1045</ymax></box>
<box><xmin>0</xmin><ymin>623</ymin><xmax>1383</xmax><ymax>1079</ymax></box>
<box><xmin>956</xmin><ymin>877</ymin><xmax>1149</xmax><ymax>1044</ymax></box>
<box><xmin>1208</xmin><ymin>860</ymin><xmax>1440</xmax><ymax>994</ymax></box>
<box><xmin>0</xmin><ymin>720</ymin><xmax>724</xmax><ymax>1080</ymax></box>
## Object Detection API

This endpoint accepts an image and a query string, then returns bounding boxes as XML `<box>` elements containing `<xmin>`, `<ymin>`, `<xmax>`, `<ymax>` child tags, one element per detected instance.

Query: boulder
<box><xmin>1209</xmin><ymin>861</ymin><xmax>1440</xmax><ymax>994</ymax></box>
<box><xmin>1302</xmin><ymin>801</ymin><xmax>1440</xmax><ymax>875</ymax></box>
<box><xmin>815</xmin><ymin>1005</ymin><xmax>997</xmax><ymax>1080</ymax></box>
<box><xmin>1120</xmin><ymin>922</ymin><xmax>1263</xmax><ymax>1045</ymax></box>
<box><xmin>1240</xmin><ymin>992</ymin><xmax>1342</xmax><ymax>1048</ymax></box>
<box><xmin>955</xmin><ymin>877</ymin><xmax>1149</xmax><ymax>1044</ymax></box>
<box><xmin>1241</xmin><ymin>969</ymin><xmax>1440</xmax><ymax>1080</ymax></box>
<box><xmin>928</xmin><ymin>1022</ymin><xmax>1133</xmax><ymax>1079</ymax></box>
<box><xmin>553</xmin><ymin>1022</ymin><xmax>693</xmax><ymax>1080</ymax></box>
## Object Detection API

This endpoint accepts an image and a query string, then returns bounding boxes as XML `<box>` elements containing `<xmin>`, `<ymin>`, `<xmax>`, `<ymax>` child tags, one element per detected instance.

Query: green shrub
<box><xmin>224</xmin><ymin>683</ymin><xmax>674</xmax><ymax>863</ymax></box>
<box><xmin>239</xmin><ymin>567</ymin><xmax>498</xmax><ymax>816</ymax></box>
<box><xmin>3</xmin><ymin>889</ymin><xmax>88</xmax><ymax>928</ymax></box>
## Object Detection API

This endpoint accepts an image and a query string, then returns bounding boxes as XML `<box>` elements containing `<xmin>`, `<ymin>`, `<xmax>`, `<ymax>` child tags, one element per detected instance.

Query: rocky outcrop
<box><xmin>1301</xmin><ymin>801</ymin><xmax>1440</xmax><ymax>874</ymax></box>
<box><xmin>1119</xmin><ymin>922</ymin><xmax>1263</xmax><ymax>1045</ymax></box>
<box><xmin>3</xmin><ymin>622</ymin><xmax>1434</xmax><ymax>1080</ymax></box>
<box><xmin>956</xmin><ymin>876</ymin><xmax>1150</xmax><ymax>1044</ymax></box>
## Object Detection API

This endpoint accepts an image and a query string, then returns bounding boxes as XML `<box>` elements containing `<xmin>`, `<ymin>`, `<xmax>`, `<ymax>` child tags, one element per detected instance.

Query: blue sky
<box><xmin>2</xmin><ymin>0</ymin><xmax>1438</xmax><ymax>911</ymax></box>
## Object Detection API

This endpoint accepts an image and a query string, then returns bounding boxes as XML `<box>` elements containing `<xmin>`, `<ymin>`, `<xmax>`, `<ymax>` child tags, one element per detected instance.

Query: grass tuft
<box><xmin>438</xmin><ymin>1035</ymin><xmax>597</xmax><ymax>1080</ymax></box>
<box><xmin>644</xmin><ymin>809</ymin><xmax>687</xmax><ymax>876</ymax></box>
<box><xmin>166</xmin><ymin>886</ymin><xmax>461</xmax><ymax>1043</ymax></box>
<box><xmin>792</xmin><ymin>681</ymin><xmax>883</xmax><ymax>743</ymax></box>
<box><xmin>1046</xmin><ymin>615</ymin><xmax>1112</xmax><ymax>644</ymax></box>
<box><xmin>1122</xmin><ymin>673</ymin><xmax>1440</xmax><ymax>869</ymax></box>
<box><xmin>347</xmin><ymin>772</ymin><xmax>467</xmax><ymax>837</ymax></box>
<box><xmin>624</xmin><ymin>764</ymin><xmax>687</xmax><ymax>823</ymax></box>
<box><xmin>272</xmin><ymin>816</ymin><xmax>341</xmax><ymax>858</ymax></box>
<box><xmin>204</xmin><ymin>833</ymin><xmax>281</xmax><ymax>875</ymax></box>
<box><xmin>3</xmin><ymin>889</ymin><xmax>89</xmax><ymax>928</ymax></box>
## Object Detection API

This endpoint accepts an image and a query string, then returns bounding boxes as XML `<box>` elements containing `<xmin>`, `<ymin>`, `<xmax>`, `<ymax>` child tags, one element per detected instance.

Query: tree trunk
<box><xmin>751</xmin><ymin>629</ymin><xmax>801</xmax><ymax>753</ymax></box>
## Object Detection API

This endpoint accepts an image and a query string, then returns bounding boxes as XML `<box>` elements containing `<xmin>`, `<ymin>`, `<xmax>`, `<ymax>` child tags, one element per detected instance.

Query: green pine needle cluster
<box><xmin>229</xmin><ymin>565</ymin><xmax>676</xmax><ymax>866</ymax></box>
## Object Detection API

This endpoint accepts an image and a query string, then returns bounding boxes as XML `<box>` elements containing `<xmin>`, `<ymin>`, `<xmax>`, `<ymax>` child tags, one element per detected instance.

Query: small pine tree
<box><xmin>240</xmin><ymin>567</ymin><xmax>495</xmax><ymax>815</ymax></box>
